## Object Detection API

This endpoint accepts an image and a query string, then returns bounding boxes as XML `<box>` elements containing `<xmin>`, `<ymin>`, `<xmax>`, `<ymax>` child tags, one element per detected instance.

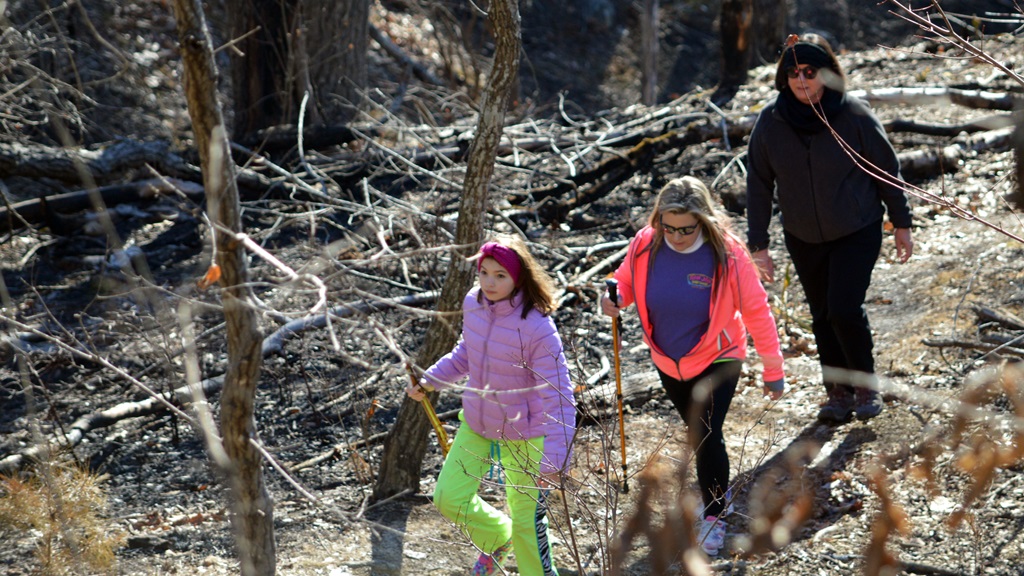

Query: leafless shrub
<box><xmin>909</xmin><ymin>361</ymin><xmax>1024</xmax><ymax>529</ymax></box>
<box><xmin>603</xmin><ymin>457</ymin><xmax>709</xmax><ymax>576</ymax></box>
<box><xmin>863</xmin><ymin>466</ymin><xmax>912</xmax><ymax>575</ymax></box>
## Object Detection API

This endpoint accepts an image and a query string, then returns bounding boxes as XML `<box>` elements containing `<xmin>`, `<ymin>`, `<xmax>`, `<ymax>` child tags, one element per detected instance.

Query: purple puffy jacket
<box><xmin>423</xmin><ymin>287</ymin><xmax>576</xmax><ymax>475</ymax></box>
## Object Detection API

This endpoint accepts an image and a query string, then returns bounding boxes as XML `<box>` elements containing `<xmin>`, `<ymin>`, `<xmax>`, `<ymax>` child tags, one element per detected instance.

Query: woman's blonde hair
<box><xmin>645</xmin><ymin>176</ymin><xmax>738</xmax><ymax>295</ymax></box>
<box><xmin>476</xmin><ymin>234</ymin><xmax>558</xmax><ymax>318</ymax></box>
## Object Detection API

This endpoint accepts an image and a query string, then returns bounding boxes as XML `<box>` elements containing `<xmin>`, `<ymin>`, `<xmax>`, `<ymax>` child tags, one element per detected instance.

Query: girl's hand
<box><xmin>538</xmin><ymin>472</ymin><xmax>562</xmax><ymax>490</ymax></box>
<box><xmin>601</xmin><ymin>293</ymin><xmax>621</xmax><ymax>318</ymax></box>
<box><xmin>406</xmin><ymin>380</ymin><xmax>432</xmax><ymax>402</ymax></box>
<box><xmin>763</xmin><ymin>386</ymin><xmax>783</xmax><ymax>401</ymax></box>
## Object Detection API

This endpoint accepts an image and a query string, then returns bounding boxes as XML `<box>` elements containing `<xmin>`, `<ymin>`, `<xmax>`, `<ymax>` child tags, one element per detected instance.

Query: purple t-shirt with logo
<box><xmin>647</xmin><ymin>241</ymin><xmax>714</xmax><ymax>360</ymax></box>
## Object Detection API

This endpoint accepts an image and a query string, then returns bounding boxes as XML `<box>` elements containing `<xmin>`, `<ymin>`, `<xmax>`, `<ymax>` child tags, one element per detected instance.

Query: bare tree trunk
<box><xmin>718</xmin><ymin>0</ymin><xmax>753</xmax><ymax>92</ymax></box>
<box><xmin>301</xmin><ymin>0</ymin><xmax>369</xmax><ymax>124</ymax></box>
<box><xmin>639</xmin><ymin>0</ymin><xmax>658</xmax><ymax>106</ymax></box>
<box><xmin>228</xmin><ymin>0</ymin><xmax>368</xmax><ymax>138</ymax></box>
<box><xmin>717</xmin><ymin>0</ymin><xmax>786</xmax><ymax>103</ymax></box>
<box><xmin>1014</xmin><ymin>109</ymin><xmax>1024</xmax><ymax>208</ymax></box>
<box><xmin>228</xmin><ymin>0</ymin><xmax>299</xmax><ymax>138</ymax></box>
<box><xmin>373</xmin><ymin>0</ymin><xmax>522</xmax><ymax>500</ymax></box>
<box><xmin>751</xmin><ymin>0</ymin><xmax>787</xmax><ymax>66</ymax></box>
<box><xmin>171</xmin><ymin>2</ymin><xmax>274</xmax><ymax>575</ymax></box>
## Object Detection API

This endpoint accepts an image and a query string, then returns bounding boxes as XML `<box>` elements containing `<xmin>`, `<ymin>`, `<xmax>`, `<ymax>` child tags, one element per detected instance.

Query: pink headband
<box><xmin>477</xmin><ymin>242</ymin><xmax>522</xmax><ymax>283</ymax></box>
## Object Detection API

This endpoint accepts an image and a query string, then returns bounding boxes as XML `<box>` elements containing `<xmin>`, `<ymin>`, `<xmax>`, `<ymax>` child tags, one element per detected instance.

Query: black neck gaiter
<box><xmin>775</xmin><ymin>88</ymin><xmax>846</xmax><ymax>134</ymax></box>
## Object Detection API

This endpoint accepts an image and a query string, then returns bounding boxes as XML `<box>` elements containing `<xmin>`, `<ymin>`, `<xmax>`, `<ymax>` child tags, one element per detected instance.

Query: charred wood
<box><xmin>0</xmin><ymin>178</ymin><xmax>204</xmax><ymax>234</ymax></box>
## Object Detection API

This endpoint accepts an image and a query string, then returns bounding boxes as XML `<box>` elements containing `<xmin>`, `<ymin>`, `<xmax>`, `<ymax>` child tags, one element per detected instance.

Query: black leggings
<box><xmin>657</xmin><ymin>361</ymin><xmax>740</xmax><ymax>518</ymax></box>
<box><xmin>784</xmin><ymin>222</ymin><xmax>882</xmax><ymax>395</ymax></box>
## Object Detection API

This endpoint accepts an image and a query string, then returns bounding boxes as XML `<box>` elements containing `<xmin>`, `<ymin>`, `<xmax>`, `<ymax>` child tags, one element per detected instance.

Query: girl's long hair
<box><xmin>644</xmin><ymin>176</ymin><xmax>740</xmax><ymax>297</ymax></box>
<box><xmin>476</xmin><ymin>234</ymin><xmax>558</xmax><ymax>318</ymax></box>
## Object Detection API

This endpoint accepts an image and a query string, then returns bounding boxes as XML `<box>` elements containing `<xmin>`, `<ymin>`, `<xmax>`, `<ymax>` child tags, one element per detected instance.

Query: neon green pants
<box><xmin>433</xmin><ymin>411</ymin><xmax>557</xmax><ymax>575</ymax></box>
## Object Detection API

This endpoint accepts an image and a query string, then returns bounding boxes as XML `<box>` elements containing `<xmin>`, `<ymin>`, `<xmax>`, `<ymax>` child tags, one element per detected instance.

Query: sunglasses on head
<box><xmin>660</xmin><ymin>220</ymin><xmax>699</xmax><ymax>237</ymax></box>
<box><xmin>786</xmin><ymin>66</ymin><xmax>819</xmax><ymax>80</ymax></box>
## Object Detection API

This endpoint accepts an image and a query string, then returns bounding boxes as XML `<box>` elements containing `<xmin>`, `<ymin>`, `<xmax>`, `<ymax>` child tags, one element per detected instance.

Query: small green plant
<box><xmin>0</xmin><ymin>464</ymin><xmax>124</xmax><ymax>575</ymax></box>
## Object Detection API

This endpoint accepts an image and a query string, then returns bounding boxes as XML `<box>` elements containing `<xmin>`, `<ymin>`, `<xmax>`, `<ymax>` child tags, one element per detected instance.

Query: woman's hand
<box><xmin>894</xmin><ymin>227</ymin><xmax>914</xmax><ymax>263</ymax></box>
<box><xmin>752</xmin><ymin>249</ymin><xmax>775</xmax><ymax>283</ymax></box>
<box><xmin>406</xmin><ymin>379</ymin><xmax>432</xmax><ymax>402</ymax></box>
<box><xmin>600</xmin><ymin>292</ymin><xmax>622</xmax><ymax>318</ymax></box>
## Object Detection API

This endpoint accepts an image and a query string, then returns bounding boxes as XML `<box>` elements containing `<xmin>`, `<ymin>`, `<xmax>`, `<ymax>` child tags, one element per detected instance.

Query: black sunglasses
<box><xmin>786</xmin><ymin>66</ymin><xmax>818</xmax><ymax>80</ymax></box>
<box><xmin>660</xmin><ymin>220</ymin><xmax>699</xmax><ymax>236</ymax></box>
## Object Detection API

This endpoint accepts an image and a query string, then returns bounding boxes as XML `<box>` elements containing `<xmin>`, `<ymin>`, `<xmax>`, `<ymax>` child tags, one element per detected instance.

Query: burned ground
<box><xmin>2</xmin><ymin>2</ymin><xmax>1024</xmax><ymax>576</ymax></box>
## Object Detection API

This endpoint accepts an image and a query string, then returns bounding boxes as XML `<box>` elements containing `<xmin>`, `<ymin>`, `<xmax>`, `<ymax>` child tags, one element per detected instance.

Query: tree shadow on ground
<box><xmin>368</xmin><ymin>501</ymin><xmax>411</xmax><ymax>576</ymax></box>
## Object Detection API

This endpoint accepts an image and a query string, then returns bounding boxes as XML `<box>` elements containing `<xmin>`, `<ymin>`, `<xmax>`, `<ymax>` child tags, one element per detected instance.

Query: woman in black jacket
<box><xmin>746</xmin><ymin>33</ymin><xmax>914</xmax><ymax>423</ymax></box>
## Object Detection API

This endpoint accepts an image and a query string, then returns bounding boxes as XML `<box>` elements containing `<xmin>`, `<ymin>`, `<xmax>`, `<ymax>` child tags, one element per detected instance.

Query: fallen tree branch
<box><xmin>0</xmin><ymin>291</ymin><xmax>440</xmax><ymax>474</ymax></box>
<box><xmin>884</xmin><ymin>113</ymin><xmax>1016</xmax><ymax>136</ymax></box>
<box><xmin>900</xmin><ymin>559</ymin><xmax>969</xmax><ymax>576</ymax></box>
<box><xmin>0</xmin><ymin>177</ymin><xmax>204</xmax><ymax>233</ymax></box>
<box><xmin>897</xmin><ymin>126</ymin><xmax>1015</xmax><ymax>180</ymax></box>
<box><xmin>973</xmin><ymin>304</ymin><xmax>1024</xmax><ymax>331</ymax></box>
<box><xmin>849</xmin><ymin>86</ymin><xmax>1023</xmax><ymax>111</ymax></box>
<box><xmin>6</xmin><ymin>84</ymin><xmax>1018</xmax><ymax>231</ymax></box>
<box><xmin>921</xmin><ymin>337</ymin><xmax>1024</xmax><ymax>357</ymax></box>
<box><xmin>0</xmin><ymin>139</ymin><xmax>281</xmax><ymax>201</ymax></box>
<box><xmin>505</xmin><ymin>115</ymin><xmax>756</xmax><ymax>210</ymax></box>
<box><xmin>369</xmin><ymin>24</ymin><xmax>443</xmax><ymax>86</ymax></box>
<box><xmin>0</xmin><ymin>139</ymin><xmax>200</xmax><ymax>183</ymax></box>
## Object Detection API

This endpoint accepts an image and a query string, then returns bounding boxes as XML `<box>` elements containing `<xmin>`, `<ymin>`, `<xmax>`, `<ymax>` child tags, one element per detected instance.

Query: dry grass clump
<box><xmin>0</xmin><ymin>464</ymin><xmax>124</xmax><ymax>575</ymax></box>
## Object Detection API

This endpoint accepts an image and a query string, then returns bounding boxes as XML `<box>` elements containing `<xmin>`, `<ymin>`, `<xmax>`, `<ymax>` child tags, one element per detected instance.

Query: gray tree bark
<box><xmin>1014</xmin><ymin>111</ymin><xmax>1024</xmax><ymax>208</ymax></box>
<box><xmin>640</xmin><ymin>0</ymin><xmax>658</xmax><ymax>106</ymax></box>
<box><xmin>171</xmin><ymin>1</ymin><xmax>274</xmax><ymax>575</ymax></box>
<box><xmin>373</xmin><ymin>0</ymin><xmax>522</xmax><ymax>500</ymax></box>
<box><xmin>227</xmin><ymin>0</ymin><xmax>369</xmax><ymax>138</ymax></box>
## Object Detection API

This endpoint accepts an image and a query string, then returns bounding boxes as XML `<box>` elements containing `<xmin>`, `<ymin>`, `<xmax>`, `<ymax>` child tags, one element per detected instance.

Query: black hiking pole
<box><xmin>406</xmin><ymin>363</ymin><xmax>451</xmax><ymax>457</ymax></box>
<box><xmin>606</xmin><ymin>278</ymin><xmax>629</xmax><ymax>493</ymax></box>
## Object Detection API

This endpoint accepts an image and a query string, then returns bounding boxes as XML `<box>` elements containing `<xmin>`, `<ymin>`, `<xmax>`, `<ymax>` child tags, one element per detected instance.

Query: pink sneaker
<box><xmin>697</xmin><ymin>515</ymin><xmax>727</xmax><ymax>555</ymax></box>
<box><xmin>471</xmin><ymin>539</ymin><xmax>512</xmax><ymax>576</ymax></box>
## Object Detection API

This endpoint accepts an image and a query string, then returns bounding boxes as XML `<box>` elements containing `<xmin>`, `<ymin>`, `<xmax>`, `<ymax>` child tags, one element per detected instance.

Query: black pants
<box><xmin>657</xmin><ymin>361</ymin><xmax>740</xmax><ymax>518</ymax></box>
<box><xmin>784</xmin><ymin>221</ymin><xmax>882</xmax><ymax>396</ymax></box>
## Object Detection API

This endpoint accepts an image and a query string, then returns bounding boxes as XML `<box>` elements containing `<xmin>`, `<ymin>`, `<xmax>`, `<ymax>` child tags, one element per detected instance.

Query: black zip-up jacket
<box><xmin>746</xmin><ymin>94</ymin><xmax>913</xmax><ymax>249</ymax></box>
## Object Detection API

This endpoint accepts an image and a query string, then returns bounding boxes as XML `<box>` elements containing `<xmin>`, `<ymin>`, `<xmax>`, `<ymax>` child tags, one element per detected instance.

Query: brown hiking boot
<box><xmin>854</xmin><ymin>388</ymin><xmax>884</xmax><ymax>420</ymax></box>
<box><xmin>817</xmin><ymin>388</ymin><xmax>854</xmax><ymax>424</ymax></box>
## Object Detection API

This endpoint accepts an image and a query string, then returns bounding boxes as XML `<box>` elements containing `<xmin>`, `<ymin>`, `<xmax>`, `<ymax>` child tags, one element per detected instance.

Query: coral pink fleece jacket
<box><xmin>614</xmin><ymin>227</ymin><xmax>785</xmax><ymax>389</ymax></box>
<box><xmin>422</xmin><ymin>287</ymin><xmax>576</xmax><ymax>475</ymax></box>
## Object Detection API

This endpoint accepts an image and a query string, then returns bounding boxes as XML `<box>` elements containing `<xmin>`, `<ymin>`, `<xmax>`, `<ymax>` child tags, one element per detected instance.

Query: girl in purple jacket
<box><xmin>407</xmin><ymin>235</ymin><xmax>575</xmax><ymax>576</ymax></box>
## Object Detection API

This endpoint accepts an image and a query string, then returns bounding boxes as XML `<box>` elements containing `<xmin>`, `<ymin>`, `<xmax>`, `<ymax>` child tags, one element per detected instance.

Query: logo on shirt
<box><xmin>688</xmin><ymin>273</ymin><xmax>713</xmax><ymax>289</ymax></box>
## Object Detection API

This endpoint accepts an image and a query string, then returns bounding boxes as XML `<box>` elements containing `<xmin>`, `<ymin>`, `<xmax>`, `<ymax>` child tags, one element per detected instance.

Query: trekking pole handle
<box><xmin>605</xmin><ymin>277</ymin><xmax>628</xmax><ymax>493</ymax></box>
<box><xmin>605</xmin><ymin>278</ymin><xmax>618</xmax><ymax>308</ymax></box>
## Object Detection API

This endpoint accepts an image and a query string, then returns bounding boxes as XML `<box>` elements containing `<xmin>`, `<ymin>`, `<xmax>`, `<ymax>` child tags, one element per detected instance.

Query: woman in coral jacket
<box><xmin>601</xmin><ymin>176</ymin><xmax>785</xmax><ymax>556</ymax></box>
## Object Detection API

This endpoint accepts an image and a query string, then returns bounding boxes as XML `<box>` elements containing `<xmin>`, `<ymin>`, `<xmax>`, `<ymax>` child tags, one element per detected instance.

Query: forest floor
<box><xmin>2</xmin><ymin>1</ymin><xmax>1024</xmax><ymax>576</ymax></box>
